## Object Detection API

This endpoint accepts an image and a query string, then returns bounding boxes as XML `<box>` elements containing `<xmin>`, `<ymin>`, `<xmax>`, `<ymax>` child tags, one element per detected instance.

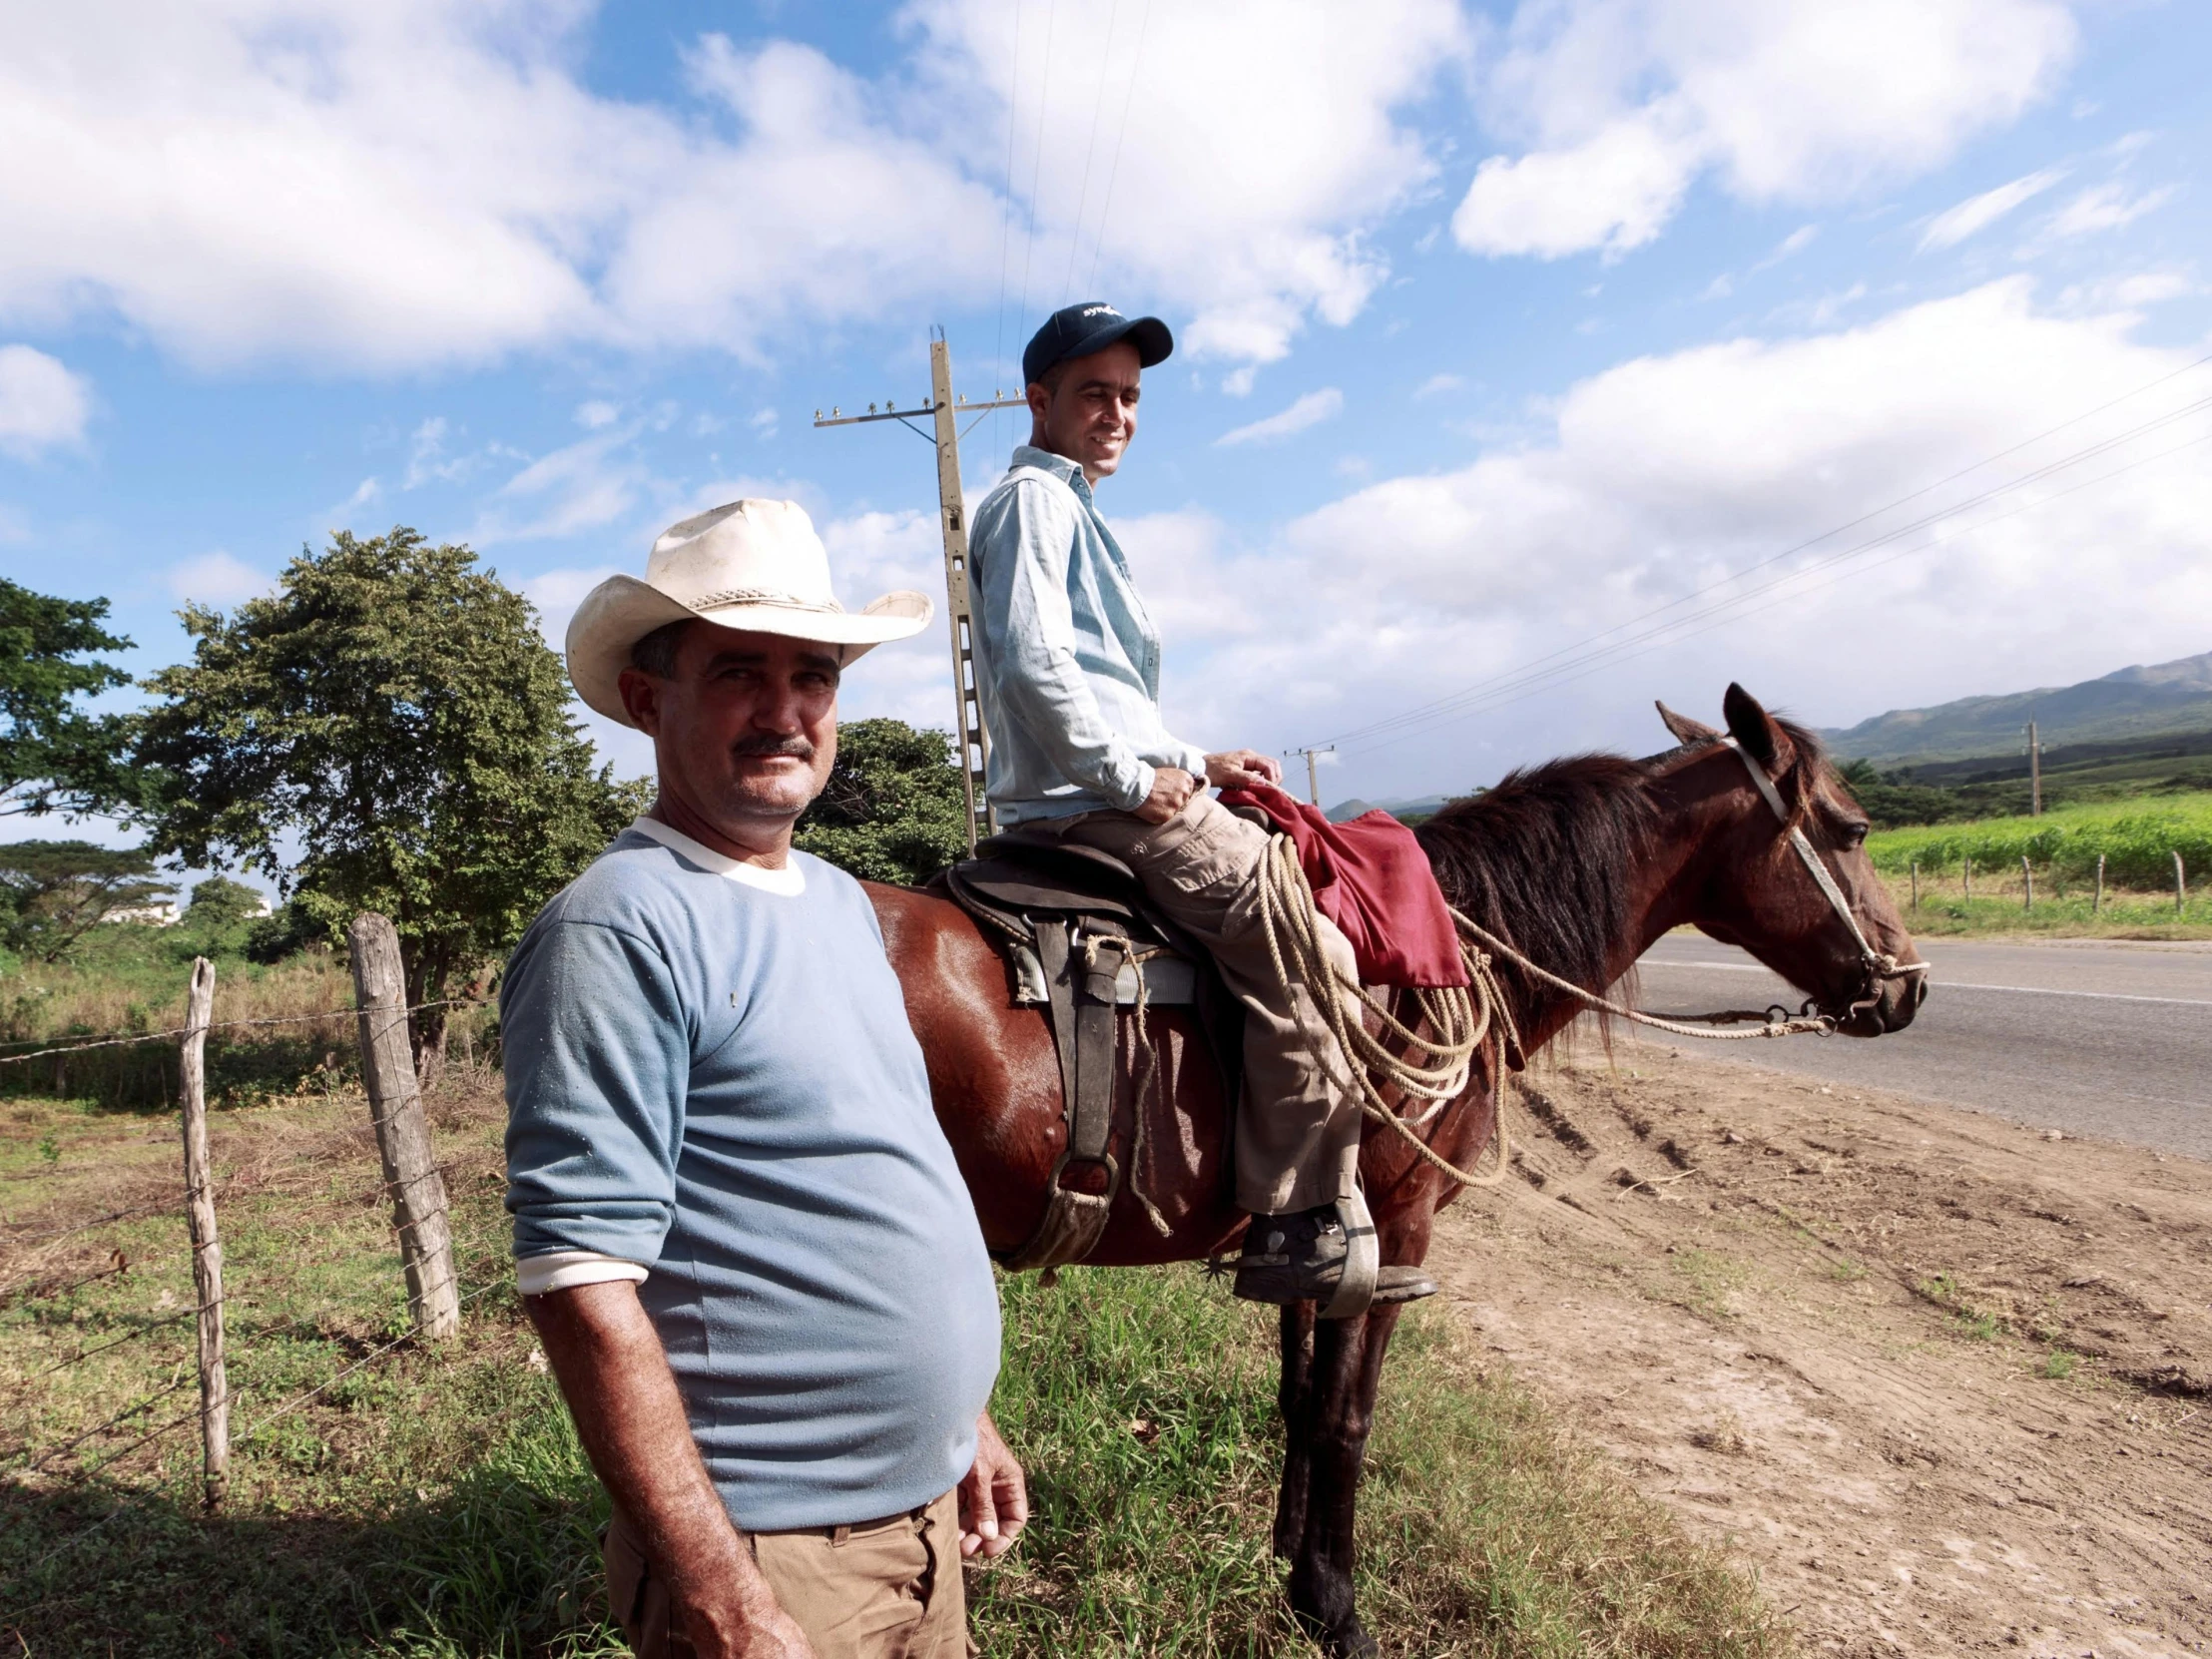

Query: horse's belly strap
<box><xmin>1005</xmin><ymin>941</ymin><xmax>1197</xmax><ymax>1006</ymax></box>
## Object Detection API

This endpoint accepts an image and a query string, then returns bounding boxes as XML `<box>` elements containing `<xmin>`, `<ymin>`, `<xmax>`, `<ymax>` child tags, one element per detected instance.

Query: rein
<box><xmin>1240</xmin><ymin>736</ymin><xmax>1924</xmax><ymax>1193</ymax></box>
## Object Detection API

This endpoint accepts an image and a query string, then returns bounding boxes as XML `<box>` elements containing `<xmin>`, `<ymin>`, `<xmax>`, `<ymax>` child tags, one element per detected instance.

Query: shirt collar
<box><xmin>626</xmin><ymin>816</ymin><xmax>807</xmax><ymax>896</ymax></box>
<box><xmin>1011</xmin><ymin>443</ymin><xmax>1093</xmax><ymax>503</ymax></box>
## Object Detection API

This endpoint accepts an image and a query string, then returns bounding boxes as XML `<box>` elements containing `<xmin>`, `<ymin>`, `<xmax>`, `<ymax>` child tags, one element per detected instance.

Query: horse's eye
<box><xmin>1844</xmin><ymin>823</ymin><xmax>1870</xmax><ymax>848</ymax></box>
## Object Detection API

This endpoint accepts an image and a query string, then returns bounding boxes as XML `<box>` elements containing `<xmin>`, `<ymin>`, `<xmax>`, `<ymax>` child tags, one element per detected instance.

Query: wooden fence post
<box><xmin>2022</xmin><ymin>856</ymin><xmax>2033</xmax><ymax>911</ymax></box>
<box><xmin>1910</xmin><ymin>860</ymin><xmax>1920</xmax><ymax>911</ymax></box>
<box><xmin>2178</xmin><ymin>851</ymin><xmax>2189</xmax><ymax>916</ymax></box>
<box><xmin>1963</xmin><ymin>857</ymin><xmax>1972</xmax><ymax>900</ymax></box>
<box><xmin>347</xmin><ymin>913</ymin><xmax>460</xmax><ymax>1341</ymax></box>
<box><xmin>2094</xmin><ymin>853</ymin><xmax>2105</xmax><ymax>915</ymax></box>
<box><xmin>179</xmin><ymin>956</ymin><xmax>229</xmax><ymax>1510</ymax></box>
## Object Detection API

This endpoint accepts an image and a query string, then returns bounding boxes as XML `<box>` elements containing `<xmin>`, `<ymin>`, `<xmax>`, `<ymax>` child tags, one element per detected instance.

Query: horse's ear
<box><xmin>1722</xmin><ymin>683</ymin><xmax>1790</xmax><ymax>769</ymax></box>
<box><xmin>1655</xmin><ymin>700</ymin><xmax>1719</xmax><ymax>745</ymax></box>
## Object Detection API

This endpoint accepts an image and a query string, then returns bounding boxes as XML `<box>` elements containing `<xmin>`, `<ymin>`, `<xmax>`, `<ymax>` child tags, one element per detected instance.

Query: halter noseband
<box><xmin>1720</xmin><ymin>736</ymin><xmax>1930</xmax><ymax>1024</ymax></box>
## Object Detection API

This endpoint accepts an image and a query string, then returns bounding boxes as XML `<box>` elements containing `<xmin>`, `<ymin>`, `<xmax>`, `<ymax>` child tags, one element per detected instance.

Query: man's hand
<box><xmin>958</xmin><ymin>1412</ymin><xmax>1028</xmax><ymax>1560</ymax></box>
<box><xmin>1204</xmin><ymin>750</ymin><xmax>1283</xmax><ymax>791</ymax></box>
<box><xmin>694</xmin><ymin>1600</ymin><xmax>817</xmax><ymax>1659</ymax></box>
<box><xmin>1132</xmin><ymin>767</ymin><xmax>1199</xmax><ymax>824</ymax></box>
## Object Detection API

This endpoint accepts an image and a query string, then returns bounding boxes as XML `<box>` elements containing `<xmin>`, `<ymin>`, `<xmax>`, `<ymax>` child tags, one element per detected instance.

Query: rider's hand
<box><xmin>1204</xmin><ymin>750</ymin><xmax>1282</xmax><ymax>791</ymax></box>
<box><xmin>1133</xmin><ymin>767</ymin><xmax>1199</xmax><ymax>824</ymax></box>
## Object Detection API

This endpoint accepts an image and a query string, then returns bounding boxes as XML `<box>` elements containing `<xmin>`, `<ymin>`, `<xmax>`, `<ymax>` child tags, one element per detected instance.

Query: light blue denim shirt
<box><xmin>968</xmin><ymin>445</ymin><xmax>1210</xmax><ymax>824</ymax></box>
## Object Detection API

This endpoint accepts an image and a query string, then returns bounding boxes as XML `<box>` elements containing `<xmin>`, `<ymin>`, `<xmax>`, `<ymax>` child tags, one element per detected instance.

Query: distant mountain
<box><xmin>1820</xmin><ymin>650</ymin><xmax>2212</xmax><ymax>764</ymax></box>
<box><xmin>1325</xmin><ymin>794</ymin><xmax>1454</xmax><ymax>824</ymax></box>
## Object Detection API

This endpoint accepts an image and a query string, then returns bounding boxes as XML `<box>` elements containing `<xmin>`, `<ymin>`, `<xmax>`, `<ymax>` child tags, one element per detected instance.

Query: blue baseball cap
<box><xmin>1022</xmin><ymin>301</ymin><xmax>1174</xmax><ymax>388</ymax></box>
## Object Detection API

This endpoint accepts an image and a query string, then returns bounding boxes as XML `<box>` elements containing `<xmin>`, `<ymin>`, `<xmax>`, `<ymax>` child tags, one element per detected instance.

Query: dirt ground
<box><xmin>1426</xmin><ymin>1037</ymin><xmax>2212</xmax><ymax>1658</ymax></box>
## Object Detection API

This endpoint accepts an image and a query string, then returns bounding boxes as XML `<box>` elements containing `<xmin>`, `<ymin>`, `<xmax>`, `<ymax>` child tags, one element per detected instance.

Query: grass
<box><xmin>0</xmin><ymin>922</ymin><xmax>497</xmax><ymax>1111</ymax></box>
<box><xmin>4</xmin><ymin>1078</ymin><xmax>1783</xmax><ymax>1658</ymax></box>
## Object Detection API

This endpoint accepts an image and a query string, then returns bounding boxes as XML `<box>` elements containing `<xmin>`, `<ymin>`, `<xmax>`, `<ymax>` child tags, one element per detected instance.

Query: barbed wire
<box><xmin>16</xmin><ymin>1270</ymin><xmax>508</xmax><ymax>1580</ymax></box>
<box><xmin>0</xmin><ymin>996</ymin><xmax>484</xmax><ymax>1069</ymax></box>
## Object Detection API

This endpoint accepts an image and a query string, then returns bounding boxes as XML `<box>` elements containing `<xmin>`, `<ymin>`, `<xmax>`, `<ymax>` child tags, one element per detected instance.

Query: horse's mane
<box><xmin>1411</xmin><ymin>719</ymin><xmax>1830</xmax><ymax>1013</ymax></box>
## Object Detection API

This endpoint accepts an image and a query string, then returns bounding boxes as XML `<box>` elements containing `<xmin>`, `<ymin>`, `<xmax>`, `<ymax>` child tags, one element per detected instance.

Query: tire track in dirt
<box><xmin>1425</xmin><ymin>1039</ymin><xmax>2212</xmax><ymax>1657</ymax></box>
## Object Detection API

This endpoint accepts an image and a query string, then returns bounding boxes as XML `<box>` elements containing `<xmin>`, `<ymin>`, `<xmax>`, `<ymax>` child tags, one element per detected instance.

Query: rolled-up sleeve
<box><xmin>502</xmin><ymin>917</ymin><xmax>690</xmax><ymax>1270</ymax></box>
<box><xmin>981</xmin><ymin>480</ymin><xmax>1156</xmax><ymax>811</ymax></box>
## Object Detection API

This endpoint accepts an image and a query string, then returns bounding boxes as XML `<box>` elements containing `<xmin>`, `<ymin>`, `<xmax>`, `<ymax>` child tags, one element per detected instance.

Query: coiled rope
<box><xmin>1253</xmin><ymin>833</ymin><xmax>1515</xmax><ymax>1188</ymax></box>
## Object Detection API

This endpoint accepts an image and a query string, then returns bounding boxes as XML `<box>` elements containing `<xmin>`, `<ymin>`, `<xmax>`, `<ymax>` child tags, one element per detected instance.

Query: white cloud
<box><xmin>911</xmin><ymin>0</ymin><xmax>1469</xmax><ymax>367</ymax></box>
<box><xmin>1755</xmin><ymin>224</ymin><xmax>1819</xmax><ymax>269</ymax></box>
<box><xmin>0</xmin><ymin>3</ymin><xmax>1465</xmax><ymax>372</ymax></box>
<box><xmin>169</xmin><ymin>550</ymin><xmax>270</xmax><ymax>606</ymax></box>
<box><xmin>470</xmin><ymin>427</ymin><xmax>644</xmax><ymax>546</ymax></box>
<box><xmin>0</xmin><ymin>344</ymin><xmax>92</xmax><ymax>457</ymax></box>
<box><xmin>2044</xmin><ymin>181</ymin><xmax>2176</xmax><ymax>241</ymax></box>
<box><xmin>1413</xmin><ymin>373</ymin><xmax>1464</xmax><ymax>399</ymax></box>
<box><xmin>1455</xmin><ymin>0</ymin><xmax>2079</xmax><ymax>261</ymax></box>
<box><xmin>575</xmin><ymin>400</ymin><xmax>620</xmax><ymax>430</ymax></box>
<box><xmin>1138</xmin><ymin>279</ymin><xmax>2212</xmax><ymax>787</ymax></box>
<box><xmin>1218</xmin><ymin>388</ymin><xmax>1345</xmax><ymax>447</ymax></box>
<box><xmin>1919</xmin><ymin>168</ymin><xmax>2067</xmax><ymax>251</ymax></box>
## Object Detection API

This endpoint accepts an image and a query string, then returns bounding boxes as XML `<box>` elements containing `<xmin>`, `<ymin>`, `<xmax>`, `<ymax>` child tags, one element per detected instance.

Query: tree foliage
<box><xmin>0</xmin><ymin>840</ymin><xmax>173</xmax><ymax>962</ymax></box>
<box><xmin>1834</xmin><ymin>758</ymin><xmax>1970</xmax><ymax>830</ymax></box>
<box><xmin>0</xmin><ymin>578</ymin><xmax>138</xmax><ymax>819</ymax></box>
<box><xmin>136</xmin><ymin>528</ymin><xmax>648</xmax><ymax>1073</ymax></box>
<box><xmin>795</xmin><ymin>718</ymin><xmax>969</xmax><ymax>885</ymax></box>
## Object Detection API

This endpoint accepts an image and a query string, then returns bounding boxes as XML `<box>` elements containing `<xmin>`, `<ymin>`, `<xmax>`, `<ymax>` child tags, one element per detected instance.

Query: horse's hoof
<box><xmin>1323</xmin><ymin>1620</ymin><xmax>1379</xmax><ymax>1659</ymax></box>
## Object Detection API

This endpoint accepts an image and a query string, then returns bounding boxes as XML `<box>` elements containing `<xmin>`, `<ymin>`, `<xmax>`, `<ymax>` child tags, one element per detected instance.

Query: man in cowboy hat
<box><xmin>965</xmin><ymin>302</ymin><xmax>1433</xmax><ymax>1309</ymax></box>
<box><xmin>504</xmin><ymin>499</ymin><xmax>1023</xmax><ymax>1659</ymax></box>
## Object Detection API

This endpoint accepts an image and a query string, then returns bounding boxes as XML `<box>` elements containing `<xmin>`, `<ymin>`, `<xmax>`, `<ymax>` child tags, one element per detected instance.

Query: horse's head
<box><xmin>1655</xmin><ymin>684</ymin><xmax>1927</xmax><ymax>1036</ymax></box>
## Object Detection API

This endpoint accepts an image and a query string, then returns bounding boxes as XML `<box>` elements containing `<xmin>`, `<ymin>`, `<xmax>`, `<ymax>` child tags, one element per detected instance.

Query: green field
<box><xmin>1867</xmin><ymin>793</ymin><xmax>2212</xmax><ymax>887</ymax></box>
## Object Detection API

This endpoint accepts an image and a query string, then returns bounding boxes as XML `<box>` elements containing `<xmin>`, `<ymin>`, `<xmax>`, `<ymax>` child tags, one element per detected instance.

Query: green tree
<box><xmin>183</xmin><ymin>874</ymin><xmax>266</xmax><ymax>930</ymax></box>
<box><xmin>795</xmin><ymin>718</ymin><xmax>969</xmax><ymax>885</ymax></box>
<box><xmin>0</xmin><ymin>579</ymin><xmax>138</xmax><ymax>818</ymax></box>
<box><xmin>0</xmin><ymin>840</ymin><xmax>174</xmax><ymax>962</ymax></box>
<box><xmin>137</xmin><ymin>528</ymin><xmax>648</xmax><ymax>1082</ymax></box>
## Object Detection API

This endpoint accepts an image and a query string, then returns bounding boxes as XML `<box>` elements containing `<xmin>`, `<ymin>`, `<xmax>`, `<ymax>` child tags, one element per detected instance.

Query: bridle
<box><xmin>1722</xmin><ymin>736</ymin><xmax>1930</xmax><ymax>1026</ymax></box>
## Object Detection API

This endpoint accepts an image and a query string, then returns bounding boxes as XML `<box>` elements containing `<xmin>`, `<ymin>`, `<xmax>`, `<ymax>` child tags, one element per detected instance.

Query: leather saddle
<box><xmin>930</xmin><ymin>827</ymin><xmax>1244</xmax><ymax>1271</ymax></box>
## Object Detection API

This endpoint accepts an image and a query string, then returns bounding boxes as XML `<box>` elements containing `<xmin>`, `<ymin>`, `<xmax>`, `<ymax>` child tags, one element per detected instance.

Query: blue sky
<box><xmin>2</xmin><ymin>0</ymin><xmax>2208</xmax><ymax>852</ymax></box>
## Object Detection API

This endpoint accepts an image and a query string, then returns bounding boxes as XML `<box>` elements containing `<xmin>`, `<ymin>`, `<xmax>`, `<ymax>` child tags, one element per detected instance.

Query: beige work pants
<box><xmin>1042</xmin><ymin>793</ymin><xmax>1362</xmax><ymax>1216</ymax></box>
<box><xmin>603</xmin><ymin>1486</ymin><xmax>970</xmax><ymax>1659</ymax></box>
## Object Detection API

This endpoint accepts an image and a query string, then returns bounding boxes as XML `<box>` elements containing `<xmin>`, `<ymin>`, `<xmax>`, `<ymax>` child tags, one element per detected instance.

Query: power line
<box><xmin>1085</xmin><ymin>0</ymin><xmax>1152</xmax><ymax>294</ymax></box>
<box><xmin>1310</xmin><ymin>356</ymin><xmax>2212</xmax><ymax>753</ymax></box>
<box><xmin>1330</xmin><ymin>387</ymin><xmax>2212</xmax><ymax>751</ymax></box>
<box><xmin>991</xmin><ymin>0</ymin><xmax>1023</xmax><ymax>472</ymax></box>
<box><xmin>1348</xmin><ymin>423</ymin><xmax>2212</xmax><ymax>760</ymax></box>
<box><xmin>1060</xmin><ymin>0</ymin><xmax>1121</xmax><ymax>306</ymax></box>
<box><xmin>1013</xmin><ymin>0</ymin><xmax>1058</xmax><ymax>351</ymax></box>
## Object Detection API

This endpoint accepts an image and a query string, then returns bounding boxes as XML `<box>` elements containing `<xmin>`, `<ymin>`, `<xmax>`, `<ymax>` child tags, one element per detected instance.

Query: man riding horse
<box><xmin>966</xmin><ymin>302</ymin><xmax>1433</xmax><ymax>1310</ymax></box>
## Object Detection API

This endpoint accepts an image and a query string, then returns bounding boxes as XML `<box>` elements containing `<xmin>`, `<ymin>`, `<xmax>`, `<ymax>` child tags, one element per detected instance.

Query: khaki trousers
<box><xmin>603</xmin><ymin>1486</ymin><xmax>970</xmax><ymax>1659</ymax></box>
<box><xmin>1042</xmin><ymin>794</ymin><xmax>1362</xmax><ymax>1216</ymax></box>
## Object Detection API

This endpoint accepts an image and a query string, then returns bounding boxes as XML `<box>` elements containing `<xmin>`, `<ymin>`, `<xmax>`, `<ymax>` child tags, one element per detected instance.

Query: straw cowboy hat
<box><xmin>566</xmin><ymin>499</ymin><xmax>932</xmax><ymax>727</ymax></box>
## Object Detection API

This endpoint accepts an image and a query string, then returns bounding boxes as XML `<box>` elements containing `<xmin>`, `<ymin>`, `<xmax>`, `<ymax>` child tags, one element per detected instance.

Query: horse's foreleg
<box><xmin>1273</xmin><ymin>1301</ymin><xmax>1318</xmax><ymax>1560</ymax></box>
<box><xmin>1287</xmin><ymin>1302</ymin><xmax>1404</xmax><ymax>1659</ymax></box>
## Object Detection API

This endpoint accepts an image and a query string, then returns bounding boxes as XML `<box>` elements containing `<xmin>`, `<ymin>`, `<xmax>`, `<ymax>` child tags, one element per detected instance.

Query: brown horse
<box><xmin>867</xmin><ymin>685</ymin><xmax>1926</xmax><ymax>1657</ymax></box>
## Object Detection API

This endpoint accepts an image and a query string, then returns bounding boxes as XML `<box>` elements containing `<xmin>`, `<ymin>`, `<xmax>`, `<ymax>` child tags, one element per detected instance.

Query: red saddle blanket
<box><xmin>1220</xmin><ymin>784</ymin><xmax>1468</xmax><ymax>990</ymax></box>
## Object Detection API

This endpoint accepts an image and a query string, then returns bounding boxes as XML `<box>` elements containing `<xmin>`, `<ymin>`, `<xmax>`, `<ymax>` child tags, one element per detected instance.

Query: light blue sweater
<box><xmin>502</xmin><ymin>824</ymin><xmax>1001</xmax><ymax>1530</ymax></box>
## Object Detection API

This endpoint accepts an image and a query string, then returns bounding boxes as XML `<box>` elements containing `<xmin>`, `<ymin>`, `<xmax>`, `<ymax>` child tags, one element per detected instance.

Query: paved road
<box><xmin>1627</xmin><ymin>934</ymin><xmax>2212</xmax><ymax>1161</ymax></box>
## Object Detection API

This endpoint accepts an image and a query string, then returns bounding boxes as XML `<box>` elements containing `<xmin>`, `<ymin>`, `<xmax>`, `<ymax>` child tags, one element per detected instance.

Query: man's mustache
<box><xmin>731</xmin><ymin>734</ymin><xmax>817</xmax><ymax>762</ymax></box>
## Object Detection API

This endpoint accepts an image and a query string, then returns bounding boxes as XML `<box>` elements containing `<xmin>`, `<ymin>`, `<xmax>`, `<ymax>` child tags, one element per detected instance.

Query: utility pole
<box><xmin>2027</xmin><ymin>718</ymin><xmax>2043</xmax><ymax>817</ymax></box>
<box><xmin>1287</xmin><ymin>744</ymin><xmax>1335</xmax><ymax>809</ymax></box>
<box><xmin>815</xmin><ymin>330</ymin><xmax>1025</xmax><ymax>850</ymax></box>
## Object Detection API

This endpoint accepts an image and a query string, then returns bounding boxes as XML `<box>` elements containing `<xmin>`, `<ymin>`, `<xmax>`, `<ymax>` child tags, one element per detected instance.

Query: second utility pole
<box><xmin>1287</xmin><ymin>744</ymin><xmax>1335</xmax><ymax>808</ymax></box>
